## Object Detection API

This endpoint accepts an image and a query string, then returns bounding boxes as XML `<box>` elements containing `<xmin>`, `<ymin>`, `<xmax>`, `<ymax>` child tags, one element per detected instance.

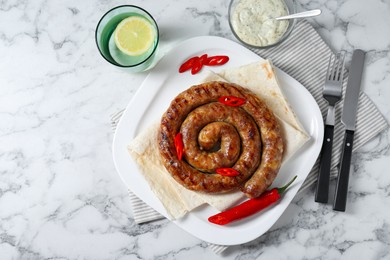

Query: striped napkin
<box><xmin>111</xmin><ymin>19</ymin><xmax>387</xmax><ymax>254</ymax></box>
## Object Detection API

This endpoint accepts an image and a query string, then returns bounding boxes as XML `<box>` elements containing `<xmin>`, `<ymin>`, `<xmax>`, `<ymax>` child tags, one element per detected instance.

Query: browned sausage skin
<box><xmin>158</xmin><ymin>81</ymin><xmax>283</xmax><ymax>198</ymax></box>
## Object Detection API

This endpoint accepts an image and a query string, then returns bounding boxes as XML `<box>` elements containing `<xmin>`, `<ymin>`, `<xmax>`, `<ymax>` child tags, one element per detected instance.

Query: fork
<box><xmin>315</xmin><ymin>51</ymin><xmax>346</xmax><ymax>203</ymax></box>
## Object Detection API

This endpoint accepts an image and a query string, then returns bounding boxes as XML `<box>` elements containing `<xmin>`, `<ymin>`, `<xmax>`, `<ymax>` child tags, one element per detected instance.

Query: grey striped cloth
<box><xmin>110</xmin><ymin>19</ymin><xmax>387</xmax><ymax>253</ymax></box>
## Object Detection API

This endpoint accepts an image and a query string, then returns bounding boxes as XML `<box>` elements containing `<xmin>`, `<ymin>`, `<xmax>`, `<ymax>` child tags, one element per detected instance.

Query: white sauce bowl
<box><xmin>228</xmin><ymin>0</ymin><xmax>297</xmax><ymax>48</ymax></box>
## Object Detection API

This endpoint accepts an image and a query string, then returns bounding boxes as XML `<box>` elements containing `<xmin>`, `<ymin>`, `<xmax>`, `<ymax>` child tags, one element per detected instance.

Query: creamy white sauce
<box><xmin>231</xmin><ymin>0</ymin><xmax>289</xmax><ymax>47</ymax></box>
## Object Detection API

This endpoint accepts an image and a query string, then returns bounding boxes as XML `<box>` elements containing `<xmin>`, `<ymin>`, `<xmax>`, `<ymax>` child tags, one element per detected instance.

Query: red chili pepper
<box><xmin>199</xmin><ymin>54</ymin><xmax>208</xmax><ymax>64</ymax></box>
<box><xmin>191</xmin><ymin>54</ymin><xmax>208</xmax><ymax>74</ymax></box>
<box><xmin>205</xmin><ymin>55</ymin><xmax>229</xmax><ymax>66</ymax></box>
<box><xmin>179</xmin><ymin>54</ymin><xmax>230</xmax><ymax>75</ymax></box>
<box><xmin>174</xmin><ymin>133</ymin><xmax>184</xmax><ymax>160</ymax></box>
<box><xmin>218</xmin><ymin>96</ymin><xmax>246</xmax><ymax>107</ymax></box>
<box><xmin>208</xmin><ymin>176</ymin><xmax>297</xmax><ymax>225</ymax></box>
<box><xmin>179</xmin><ymin>56</ymin><xmax>199</xmax><ymax>73</ymax></box>
<box><xmin>216</xmin><ymin>168</ymin><xmax>240</xmax><ymax>177</ymax></box>
<box><xmin>191</xmin><ymin>58</ymin><xmax>203</xmax><ymax>75</ymax></box>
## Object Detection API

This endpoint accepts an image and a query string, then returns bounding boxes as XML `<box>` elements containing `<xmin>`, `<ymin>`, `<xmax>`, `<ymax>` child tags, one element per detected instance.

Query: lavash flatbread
<box><xmin>128</xmin><ymin>60</ymin><xmax>310</xmax><ymax>219</ymax></box>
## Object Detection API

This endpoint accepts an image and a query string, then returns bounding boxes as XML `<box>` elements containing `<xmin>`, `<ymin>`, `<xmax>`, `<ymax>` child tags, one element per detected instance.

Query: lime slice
<box><xmin>114</xmin><ymin>16</ymin><xmax>156</xmax><ymax>56</ymax></box>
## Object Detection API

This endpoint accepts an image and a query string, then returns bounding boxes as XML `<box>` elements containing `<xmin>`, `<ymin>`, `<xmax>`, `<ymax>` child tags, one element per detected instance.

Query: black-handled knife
<box><xmin>333</xmin><ymin>49</ymin><xmax>366</xmax><ymax>211</ymax></box>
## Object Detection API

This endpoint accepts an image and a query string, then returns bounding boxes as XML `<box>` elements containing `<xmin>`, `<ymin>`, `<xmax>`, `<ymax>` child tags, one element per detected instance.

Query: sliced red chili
<box><xmin>191</xmin><ymin>58</ymin><xmax>203</xmax><ymax>75</ymax></box>
<box><xmin>174</xmin><ymin>133</ymin><xmax>184</xmax><ymax>160</ymax></box>
<box><xmin>218</xmin><ymin>96</ymin><xmax>246</xmax><ymax>107</ymax></box>
<box><xmin>179</xmin><ymin>54</ymin><xmax>229</xmax><ymax>75</ymax></box>
<box><xmin>199</xmin><ymin>54</ymin><xmax>208</xmax><ymax>64</ymax></box>
<box><xmin>191</xmin><ymin>54</ymin><xmax>208</xmax><ymax>74</ymax></box>
<box><xmin>208</xmin><ymin>176</ymin><xmax>297</xmax><ymax>225</ymax></box>
<box><xmin>215</xmin><ymin>168</ymin><xmax>240</xmax><ymax>177</ymax></box>
<box><xmin>179</xmin><ymin>56</ymin><xmax>199</xmax><ymax>73</ymax></box>
<box><xmin>205</xmin><ymin>55</ymin><xmax>229</xmax><ymax>66</ymax></box>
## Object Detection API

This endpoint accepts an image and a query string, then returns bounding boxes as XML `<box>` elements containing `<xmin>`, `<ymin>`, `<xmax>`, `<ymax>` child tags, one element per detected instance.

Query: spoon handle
<box><xmin>275</xmin><ymin>9</ymin><xmax>321</xmax><ymax>21</ymax></box>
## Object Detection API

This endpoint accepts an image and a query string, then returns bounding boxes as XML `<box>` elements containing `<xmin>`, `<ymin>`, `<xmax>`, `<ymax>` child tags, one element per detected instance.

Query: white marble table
<box><xmin>1</xmin><ymin>0</ymin><xmax>390</xmax><ymax>259</ymax></box>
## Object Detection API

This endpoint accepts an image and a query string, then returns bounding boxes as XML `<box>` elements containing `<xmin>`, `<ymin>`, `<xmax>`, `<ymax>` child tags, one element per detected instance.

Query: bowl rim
<box><xmin>95</xmin><ymin>5</ymin><xmax>160</xmax><ymax>68</ymax></box>
<box><xmin>228</xmin><ymin>0</ymin><xmax>297</xmax><ymax>49</ymax></box>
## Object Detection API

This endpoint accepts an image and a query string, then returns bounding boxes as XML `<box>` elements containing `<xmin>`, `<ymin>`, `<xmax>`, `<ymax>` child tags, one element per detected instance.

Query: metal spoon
<box><xmin>274</xmin><ymin>9</ymin><xmax>321</xmax><ymax>21</ymax></box>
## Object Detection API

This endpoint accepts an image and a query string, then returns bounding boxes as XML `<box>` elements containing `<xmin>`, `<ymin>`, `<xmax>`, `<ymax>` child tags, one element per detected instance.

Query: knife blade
<box><xmin>333</xmin><ymin>49</ymin><xmax>366</xmax><ymax>211</ymax></box>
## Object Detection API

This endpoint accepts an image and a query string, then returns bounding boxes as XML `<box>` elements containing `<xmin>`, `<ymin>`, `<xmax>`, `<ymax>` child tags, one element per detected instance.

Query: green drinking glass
<box><xmin>95</xmin><ymin>5</ymin><xmax>159</xmax><ymax>72</ymax></box>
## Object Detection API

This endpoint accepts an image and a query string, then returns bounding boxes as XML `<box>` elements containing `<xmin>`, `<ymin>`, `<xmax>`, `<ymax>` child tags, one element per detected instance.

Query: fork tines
<box><xmin>327</xmin><ymin>51</ymin><xmax>346</xmax><ymax>82</ymax></box>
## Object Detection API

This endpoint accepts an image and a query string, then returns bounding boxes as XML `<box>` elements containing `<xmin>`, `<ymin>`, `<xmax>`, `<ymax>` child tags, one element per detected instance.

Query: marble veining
<box><xmin>1</xmin><ymin>0</ymin><xmax>390</xmax><ymax>259</ymax></box>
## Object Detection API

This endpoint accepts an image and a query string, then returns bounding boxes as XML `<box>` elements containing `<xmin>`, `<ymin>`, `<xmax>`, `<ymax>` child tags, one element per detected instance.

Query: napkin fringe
<box><xmin>128</xmin><ymin>191</ymin><xmax>163</xmax><ymax>224</ymax></box>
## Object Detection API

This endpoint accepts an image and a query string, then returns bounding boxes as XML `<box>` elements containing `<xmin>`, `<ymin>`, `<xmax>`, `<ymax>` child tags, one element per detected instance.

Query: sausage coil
<box><xmin>158</xmin><ymin>81</ymin><xmax>283</xmax><ymax>198</ymax></box>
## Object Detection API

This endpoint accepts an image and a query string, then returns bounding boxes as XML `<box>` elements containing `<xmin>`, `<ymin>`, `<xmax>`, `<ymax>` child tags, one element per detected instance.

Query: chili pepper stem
<box><xmin>276</xmin><ymin>175</ymin><xmax>297</xmax><ymax>195</ymax></box>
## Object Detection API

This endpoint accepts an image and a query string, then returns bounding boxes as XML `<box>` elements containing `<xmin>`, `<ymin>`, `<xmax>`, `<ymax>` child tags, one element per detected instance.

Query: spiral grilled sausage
<box><xmin>158</xmin><ymin>81</ymin><xmax>283</xmax><ymax>198</ymax></box>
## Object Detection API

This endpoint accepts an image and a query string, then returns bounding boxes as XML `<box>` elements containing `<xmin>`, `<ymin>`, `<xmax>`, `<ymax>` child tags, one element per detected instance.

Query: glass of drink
<box><xmin>95</xmin><ymin>5</ymin><xmax>159</xmax><ymax>72</ymax></box>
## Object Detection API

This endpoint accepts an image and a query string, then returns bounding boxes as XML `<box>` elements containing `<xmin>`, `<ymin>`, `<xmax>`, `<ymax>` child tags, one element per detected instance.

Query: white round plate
<box><xmin>112</xmin><ymin>36</ymin><xmax>324</xmax><ymax>246</ymax></box>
